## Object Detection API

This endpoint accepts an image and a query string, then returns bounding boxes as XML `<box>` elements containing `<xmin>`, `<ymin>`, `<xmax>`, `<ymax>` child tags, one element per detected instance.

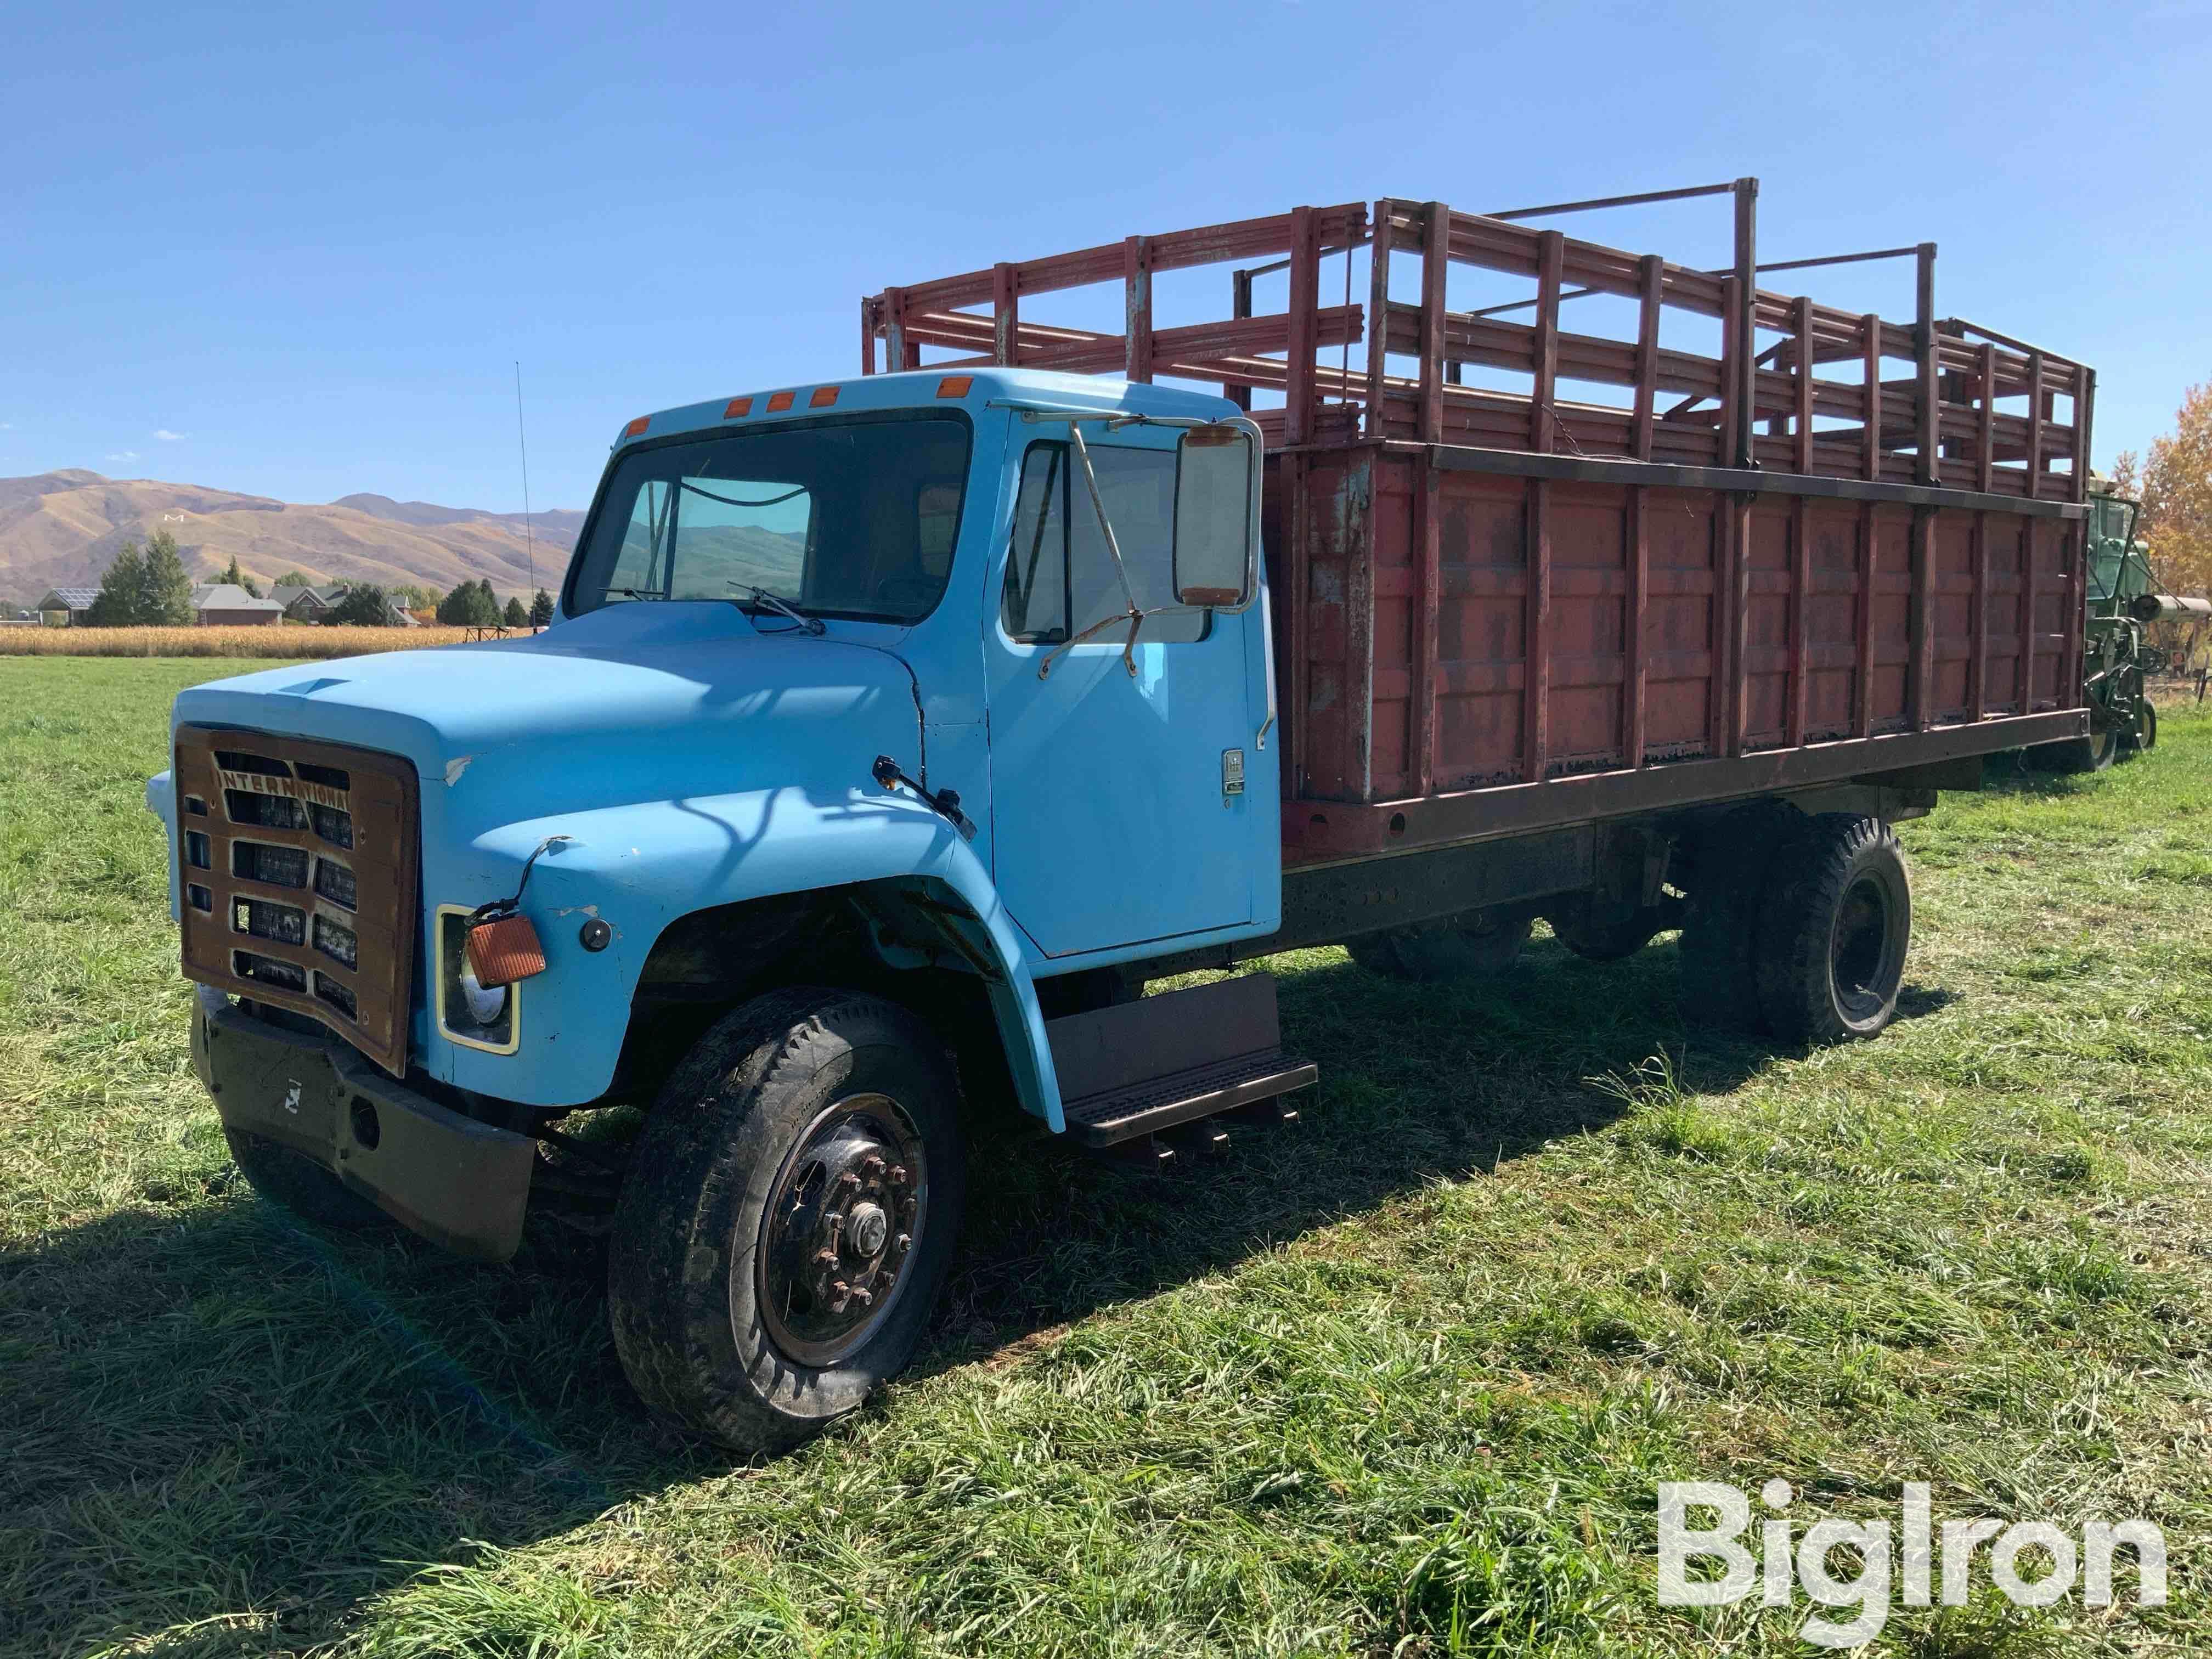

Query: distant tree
<box><xmin>2131</xmin><ymin>380</ymin><xmax>2212</xmax><ymax>599</ymax></box>
<box><xmin>86</xmin><ymin>541</ymin><xmax>148</xmax><ymax>626</ymax></box>
<box><xmin>437</xmin><ymin>578</ymin><xmax>501</xmax><ymax>627</ymax></box>
<box><xmin>143</xmin><ymin>531</ymin><xmax>197</xmax><ymax>623</ymax></box>
<box><xmin>86</xmin><ymin>530</ymin><xmax>194</xmax><ymax>625</ymax></box>
<box><xmin>325</xmin><ymin>584</ymin><xmax>399</xmax><ymax>627</ymax></box>
<box><xmin>529</xmin><ymin>588</ymin><xmax>554</xmax><ymax>628</ymax></box>
<box><xmin>272</xmin><ymin>568</ymin><xmax>318</xmax><ymax>590</ymax></box>
<box><xmin>503</xmin><ymin>595</ymin><xmax>527</xmax><ymax>628</ymax></box>
<box><xmin>218</xmin><ymin>555</ymin><xmax>261</xmax><ymax>598</ymax></box>
<box><xmin>389</xmin><ymin>582</ymin><xmax>438</xmax><ymax>611</ymax></box>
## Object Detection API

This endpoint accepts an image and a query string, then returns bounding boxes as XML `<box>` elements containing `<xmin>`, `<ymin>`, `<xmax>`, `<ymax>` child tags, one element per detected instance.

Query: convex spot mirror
<box><xmin>1173</xmin><ymin>422</ymin><xmax>1257</xmax><ymax>609</ymax></box>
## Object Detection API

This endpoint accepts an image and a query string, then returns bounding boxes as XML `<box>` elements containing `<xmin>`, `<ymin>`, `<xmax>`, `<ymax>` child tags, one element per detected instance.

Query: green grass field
<box><xmin>3</xmin><ymin>656</ymin><xmax>2208</xmax><ymax>1657</ymax></box>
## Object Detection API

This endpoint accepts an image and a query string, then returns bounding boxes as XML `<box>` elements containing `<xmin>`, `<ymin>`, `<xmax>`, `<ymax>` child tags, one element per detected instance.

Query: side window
<box><xmin>1000</xmin><ymin>441</ymin><xmax>1206</xmax><ymax>645</ymax></box>
<box><xmin>1002</xmin><ymin>446</ymin><xmax>1068</xmax><ymax>641</ymax></box>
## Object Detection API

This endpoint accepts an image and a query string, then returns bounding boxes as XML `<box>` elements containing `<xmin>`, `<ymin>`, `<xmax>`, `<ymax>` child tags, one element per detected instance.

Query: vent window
<box><xmin>314</xmin><ymin>972</ymin><xmax>358</xmax><ymax>1020</ymax></box>
<box><xmin>216</xmin><ymin>752</ymin><xmax>292</xmax><ymax>778</ymax></box>
<box><xmin>313</xmin><ymin>914</ymin><xmax>359</xmax><ymax>970</ymax></box>
<box><xmin>233</xmin><ymin>896</ymin><xmax>306</xmax><ymax>946</ymax></box>
<box><xmin>226</xmin><ymin>789</ymin><xmax>307</xmax><ymax>831</ymax></box>
<box><xmin>314</xmin><ymin>859</ymin><xmax>357</xmax><ymax>910</ymax></box>
<box><xmin>234</xmin><ymin>842</ymin><xmax>309</xmax><ymax>888</ymax></box>
<box><xmin>233</xmin><ymin>950</ymin><xmax>306</xmax><ymax>992</ymax></box>
<box><xmin>310</xmin><ymin>803</ymin><xmax>355</xmax><ymax>849</ymax></box>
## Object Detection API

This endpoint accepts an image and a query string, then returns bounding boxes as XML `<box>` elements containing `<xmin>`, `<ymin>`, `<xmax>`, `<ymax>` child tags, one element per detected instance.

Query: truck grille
<box><xmin>174</xmin><ymin>727</ymin><xmax>420</xmax><ymax>1075</ymax></box>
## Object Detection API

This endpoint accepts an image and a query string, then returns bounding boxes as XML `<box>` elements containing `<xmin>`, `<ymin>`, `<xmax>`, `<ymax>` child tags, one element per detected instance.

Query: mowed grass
<box><xmin>3</xmin><ymin>654</ymin><xmax>2210</xmax><ymax>1657</ymax></box>
<box><xmin>0</xmin><ymin>625</ymin><xmax>483</xmax><ymax>659</ymax></box>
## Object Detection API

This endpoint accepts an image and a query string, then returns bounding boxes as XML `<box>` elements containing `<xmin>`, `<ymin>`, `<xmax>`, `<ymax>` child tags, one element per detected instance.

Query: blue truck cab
<box><xmin>148</xmin><ymin>368</ymin><xmax>1312</xmax><ymax>1448</ymax></box>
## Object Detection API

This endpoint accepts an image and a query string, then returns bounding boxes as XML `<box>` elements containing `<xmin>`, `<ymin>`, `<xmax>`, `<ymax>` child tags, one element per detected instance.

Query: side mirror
<box><xmin>1173</xmin><ymin>423</ymin><xmax>1256</xmax><ymax>608</ymax></box>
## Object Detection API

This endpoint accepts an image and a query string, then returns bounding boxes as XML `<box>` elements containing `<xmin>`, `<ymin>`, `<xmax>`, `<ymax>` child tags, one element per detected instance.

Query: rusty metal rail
<box><xmin>863</xmin><ymin>183</ymin><xmax>2089</xmax><ymax>505</ymax></box>
<box><xmin>865</xmin><ymin>185</ymin><xmax>2092</xmax><ymax>866</ymax></box>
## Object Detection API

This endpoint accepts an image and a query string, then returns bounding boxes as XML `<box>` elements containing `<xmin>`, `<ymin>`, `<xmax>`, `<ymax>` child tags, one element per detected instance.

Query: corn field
<box><xmin>0</xmin><ymin>625</ymin><xmax>494</xmax><ymax>659</ymax></box>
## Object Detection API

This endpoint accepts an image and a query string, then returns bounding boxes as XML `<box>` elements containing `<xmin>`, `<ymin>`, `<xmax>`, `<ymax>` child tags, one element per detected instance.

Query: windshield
<box><xmin>566</xmin><ymin>414</ymin><xmax>972</xmax><ymax>623</ymax></box>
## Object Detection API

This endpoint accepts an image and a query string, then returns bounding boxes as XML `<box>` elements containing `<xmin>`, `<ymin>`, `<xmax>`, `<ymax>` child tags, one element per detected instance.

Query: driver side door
<box><xmin>984</xmin><ymin>432</ymin><xmax>1266</xmax><ymax>958</ymax></box>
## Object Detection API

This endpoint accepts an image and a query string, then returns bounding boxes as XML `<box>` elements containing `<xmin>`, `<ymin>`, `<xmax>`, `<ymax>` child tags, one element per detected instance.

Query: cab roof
<box><xmin>612</xmin><ymin>368</ymin><xmax>1238</xmax><ymax>451</ymax></box>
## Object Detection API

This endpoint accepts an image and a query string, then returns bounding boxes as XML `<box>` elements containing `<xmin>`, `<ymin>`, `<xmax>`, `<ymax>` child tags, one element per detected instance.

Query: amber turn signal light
<box><xmin>466</xmin><ymin>913</ymin><xmax>548</xmax><ymax>987</ymax></box>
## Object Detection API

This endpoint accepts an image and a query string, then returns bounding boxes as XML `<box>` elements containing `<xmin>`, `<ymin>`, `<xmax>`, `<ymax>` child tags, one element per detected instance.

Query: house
<box><xmin>189</xmin><ymin>584</ymin><xmax>285</xmax><ymax>627</ymax></box>
<box><xmin>271</xmin><ymin>583</ymin><xmax>346</xmax><ymax>623</ymax></box>
<box><xmin>35</xmin><ymin>587</ymin><xmax>100</xmax><ymax>627</ymax></box>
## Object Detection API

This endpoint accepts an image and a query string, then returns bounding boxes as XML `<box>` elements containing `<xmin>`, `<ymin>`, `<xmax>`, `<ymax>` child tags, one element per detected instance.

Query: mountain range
<box><xmin>0</xmin><ymin>470</ymin><xmax>585</xmax><ymax>603</ymax></box>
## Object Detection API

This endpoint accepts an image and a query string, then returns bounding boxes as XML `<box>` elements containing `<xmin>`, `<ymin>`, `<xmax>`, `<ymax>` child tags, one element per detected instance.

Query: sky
<box><xmin>4</xmin><ymin>0</ymin><xmax>2208</xmax><ymax>515</ymax></box>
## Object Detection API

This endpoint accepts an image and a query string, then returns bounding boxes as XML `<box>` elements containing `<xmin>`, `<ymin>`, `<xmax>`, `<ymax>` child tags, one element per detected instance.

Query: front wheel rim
<box><xmin>754</xmin><ymin>1092</ymin><xmax>928</xmax><ymax>1368</ymax></box>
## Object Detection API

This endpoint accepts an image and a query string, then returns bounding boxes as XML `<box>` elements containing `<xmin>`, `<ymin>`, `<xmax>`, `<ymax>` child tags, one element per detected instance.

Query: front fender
<box><xmin>430</xmin><ymin>786</ymin><xmax>1066</xmax><ymax>1127</ymax></box>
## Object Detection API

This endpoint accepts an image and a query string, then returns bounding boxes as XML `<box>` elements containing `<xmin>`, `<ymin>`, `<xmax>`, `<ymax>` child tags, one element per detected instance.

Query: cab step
<box><xmin>1045</xmin><ymin>973</ymin><xmax>1317</xmax><ymax>1149</ymax></box>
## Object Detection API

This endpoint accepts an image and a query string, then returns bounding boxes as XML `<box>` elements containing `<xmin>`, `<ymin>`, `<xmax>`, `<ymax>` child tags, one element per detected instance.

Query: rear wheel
<box><xmin>224</xmin><ymin>1127</ymin><xmax>390</xmax><ymax>1232</ymax></box>
<box><xmin>1346</xmin><ymin>907</ymin><xmax>1533</xmax><ymax>981</ymax></box>
<box><xmin>1677</xmin><ymin>801</ymin><xmax>1799</xmax><ymax>1030</ymax></box>
<box><xmin>2032</xmin><ymin>723</ymin><xmax>2118</xmax><ymax>773</ymax></box>
<box><xmin>1753</xmin><ymin>814</ymin><xmax>1912</xmax><ymax>1045</ymax></box>
<box><xmin>607</xmin><ymin>988</ymin><xmax>966</xmax><ymax>1452</ymax></box>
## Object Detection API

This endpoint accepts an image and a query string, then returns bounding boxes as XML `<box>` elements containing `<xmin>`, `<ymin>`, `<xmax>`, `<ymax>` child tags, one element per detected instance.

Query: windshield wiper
<box><xmin>606</xmin><ymin>586</ymin><xmax>665</xmax><ymax>601</ymax></box>
<box><xmin>731</xmin><ymin>584</ymin><xmax>825</xmax><ymax>635</ymax></box>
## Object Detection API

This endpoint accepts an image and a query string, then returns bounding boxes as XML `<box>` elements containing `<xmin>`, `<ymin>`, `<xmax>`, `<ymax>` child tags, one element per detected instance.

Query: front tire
<box><xmin>607</xmin><ymin>988</ymin><xmax>967</xmax><ymax>1452</ymax></box>
<box><xmin>1753</xmin><ymin>814</ymin><xmax>1912</xmax><ymax>1045</ymax></box>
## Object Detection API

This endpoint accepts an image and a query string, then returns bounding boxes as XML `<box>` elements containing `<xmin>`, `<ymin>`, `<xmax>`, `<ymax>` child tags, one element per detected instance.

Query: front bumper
<box><xmin>193</xmin><ymin>987</ymin><xmax>536</xmax><ymax>1261</ymax></box>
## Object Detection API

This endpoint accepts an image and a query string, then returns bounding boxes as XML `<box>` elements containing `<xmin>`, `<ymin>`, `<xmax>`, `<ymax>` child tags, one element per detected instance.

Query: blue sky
<box><xmin>5</xmin><ymin>1</ymin><xmax>2205</xmax><ymax>514</ymax></box>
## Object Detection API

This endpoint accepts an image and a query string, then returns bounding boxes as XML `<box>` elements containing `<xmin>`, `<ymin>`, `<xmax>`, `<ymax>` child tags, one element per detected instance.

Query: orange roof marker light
<box><xmin>808</xmin><ymin>386</ymin><xmax>839</xmax><ymax>408</ymax></box>
<box><xmin>624</xmin><ymin>416</ymin><xmax>650</xmax><ymax>438</ymax></box>
<box><xmin>766</xmin><ymin>390</ymin><xmax>795</xmax><ymax>413</ymax></box>
<box><xmin>724</xmin><ymin>396</ymin><xmax>753</xmax><ymax>419</ymax></box>
<box><xmin>936</xmin><ymin>376</ymin><xmax>973</xmax><ymax>398</ymax></box>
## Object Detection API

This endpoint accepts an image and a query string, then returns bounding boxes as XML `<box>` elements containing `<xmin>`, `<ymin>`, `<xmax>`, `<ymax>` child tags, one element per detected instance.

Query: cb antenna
<box><xmin>514</xmin><ymin>361</ymin><xmax>537</xmax><ymax>626</ymax></box>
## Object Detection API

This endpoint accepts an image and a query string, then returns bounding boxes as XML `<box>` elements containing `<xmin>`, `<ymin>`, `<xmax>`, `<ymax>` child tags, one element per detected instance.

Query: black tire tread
<box><xmin>1677</xmin><ymin>800</ymin><xmax>1799</xmax><ymax>1030</ymax></box>
<box><xmin>1752</xmin><ymin>813</ymin><xmax>1911</xmax><ymax>1045</ymax></box>
<box><xmin>606</xmin><ymin>987</ymin><xmax>963</xmax><ymax>1452</ymax></box>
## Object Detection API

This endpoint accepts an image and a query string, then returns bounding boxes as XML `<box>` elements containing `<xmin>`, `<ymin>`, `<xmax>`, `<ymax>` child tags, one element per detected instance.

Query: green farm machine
<box><xmin>2032</xmin><ymin>479</ymin><xmax>2210</xmax><ymax>772</ymax></box>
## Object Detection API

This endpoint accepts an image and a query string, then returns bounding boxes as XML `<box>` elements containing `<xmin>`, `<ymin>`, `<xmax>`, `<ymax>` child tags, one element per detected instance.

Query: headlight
<box><xmin>458</xmin><ymin>967</ymin><xmax>507</xmax><ymax>1026</ymax></box>
<box><xmin>436</xmin><ymin>907</ymin><xmax>518</xmax><ymax>1054</ymax></box>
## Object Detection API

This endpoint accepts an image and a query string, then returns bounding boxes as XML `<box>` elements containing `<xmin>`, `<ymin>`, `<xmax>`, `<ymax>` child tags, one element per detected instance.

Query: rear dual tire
<box><xmin>1680</xmin><ymin>809</ymin><xmax>1912</xmax><ymax>1045</ymax></box>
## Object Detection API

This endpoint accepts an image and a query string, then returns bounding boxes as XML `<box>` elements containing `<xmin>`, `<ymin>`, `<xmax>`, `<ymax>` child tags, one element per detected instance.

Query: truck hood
<box><xmin>169</xmin><ymin>603</ymin><xmax>922</xmax><ymax>839</ymax></box>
